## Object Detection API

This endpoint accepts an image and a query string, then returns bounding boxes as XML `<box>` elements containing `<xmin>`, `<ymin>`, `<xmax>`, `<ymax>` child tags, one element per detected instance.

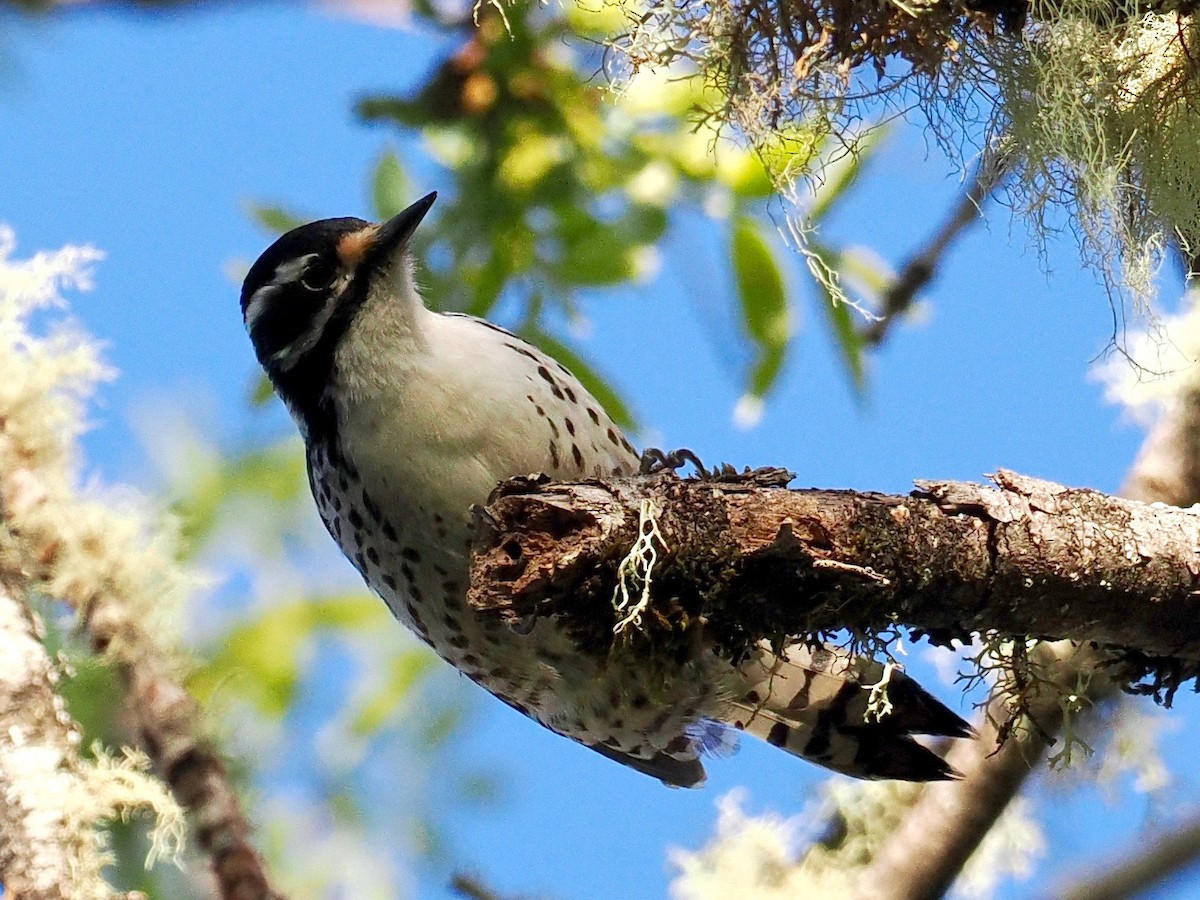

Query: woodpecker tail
<box><xmin>725</xmin><ymin>643</ymin><xmax>973</xmax><ymax>781</ymax></box>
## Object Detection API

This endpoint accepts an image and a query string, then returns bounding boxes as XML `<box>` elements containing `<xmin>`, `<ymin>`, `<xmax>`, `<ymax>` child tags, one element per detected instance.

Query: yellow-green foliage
<box><xmin>608</xmin><ymin>0</ymin><xmax>1200</xmax><ymax>306</ymax></box>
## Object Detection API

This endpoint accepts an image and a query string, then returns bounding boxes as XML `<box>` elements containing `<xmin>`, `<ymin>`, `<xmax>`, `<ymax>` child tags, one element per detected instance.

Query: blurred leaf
<box><xmin>350</xmin><ymin>649</ymin><xmax>437</xmax><ymax>736</ymax></box>
<box><xmin>621</xmin><ymin>204</ymin><xmax>669</xmax><ymax>245</ymax></box>
<box><xmin>172</xmin><ymin>442</ymin><xmax>307</xmax><ymax>552</ymax></box>
<box><xmin>468</xmin><ymin>247</ymin><xmax>515</xmax><ymax>317</ymax></box>
<box><xmin>250</xmin><ymin>372</ymin><xmax>275</xmax><ymax>407</ymax></box>
<box><xmin>731</xmin><ymin>214</ymin><xmax>791</xmax><ymax>402</ymax></box>
<box><xmin>192</xmin><ymin>595</ymin><xmax>388</xmax><ymax>715</ymax></box>
<box><xmin>807</xmin><ymin>239</ymin><xmax>867</xmax><ymax>393</ymax></box>
<box><xmin>807</xmin><ymin>127</ymin><xmax>886</xmax><ymax>224</ymax></box>
<box><xmin>58</xmin><ymin>654</ymin><xmax>125</xmax><ymax>748</ymax></box>
<box><xmin>422</xmin><ymin>704</ymin><xmax>467</xmax><ymax>749</ymax></box>
<box><xmin>372</xmin><ymin>149</ymin><xmax>410</xmax><ymax>220</ymax></box>
<box><xmin>525</xmin><ymin>328</ymin><xmax>637</xmax><ymax>432</ymax></box>
<box><xmin>247</xmin><ymin>203</ymin><xmax>307</xmax><ymax>235</ymax></box>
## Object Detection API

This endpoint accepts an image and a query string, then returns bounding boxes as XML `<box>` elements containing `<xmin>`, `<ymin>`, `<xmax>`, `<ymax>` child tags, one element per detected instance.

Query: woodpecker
<box><xmin>241</xmin><ymin>192</ymin><xmax>972</xmax><ymax>786</ymax></box>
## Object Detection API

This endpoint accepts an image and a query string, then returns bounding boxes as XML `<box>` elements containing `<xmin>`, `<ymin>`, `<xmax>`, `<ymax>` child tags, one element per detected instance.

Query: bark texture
<box><xmin>470</xmin><ymin>468</ymin><xmax>1200</xmax><ymax>682</ymax></box>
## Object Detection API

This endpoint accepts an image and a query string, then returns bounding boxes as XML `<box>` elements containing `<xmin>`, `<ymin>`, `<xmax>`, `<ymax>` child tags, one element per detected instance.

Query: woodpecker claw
<box><xmin>639</xmin><ymin>447</ymin><xmax>710</xmax><ymax>478</ymax></box>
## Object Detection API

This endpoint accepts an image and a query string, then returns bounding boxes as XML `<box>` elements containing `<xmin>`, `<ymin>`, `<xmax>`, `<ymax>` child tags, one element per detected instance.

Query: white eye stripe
<box><xmin>243</xmin><ymin>284</ymin><xmax>278</xmax><ymax>331</ymax></box>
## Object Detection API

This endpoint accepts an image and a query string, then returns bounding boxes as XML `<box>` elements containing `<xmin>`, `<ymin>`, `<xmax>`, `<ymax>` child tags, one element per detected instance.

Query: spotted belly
<box><xmin>305</xmin><ymin>441</ymin><xmax>719</xmax><ymax>769</ymax></box>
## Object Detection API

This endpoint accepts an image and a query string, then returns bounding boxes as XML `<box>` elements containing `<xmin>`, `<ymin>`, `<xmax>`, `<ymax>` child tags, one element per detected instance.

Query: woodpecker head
<box><xmin>241</xmin><ymin>192</ymin><xmax>436</xmax><ymax>431</ymax></box>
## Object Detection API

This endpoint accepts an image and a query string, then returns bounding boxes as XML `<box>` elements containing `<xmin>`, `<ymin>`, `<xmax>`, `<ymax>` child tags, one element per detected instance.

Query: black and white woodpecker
<box><xmin>241</xmin><ymin>192</ymin><xmax>972</xmax><ymax>786</ymax></box>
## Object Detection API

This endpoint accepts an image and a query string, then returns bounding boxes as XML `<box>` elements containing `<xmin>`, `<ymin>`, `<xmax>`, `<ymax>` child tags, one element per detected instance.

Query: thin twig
<box><xmin>863</xmin><ymin>142</ymin><xmax>1012</xmax><ymax>346</ymax></box>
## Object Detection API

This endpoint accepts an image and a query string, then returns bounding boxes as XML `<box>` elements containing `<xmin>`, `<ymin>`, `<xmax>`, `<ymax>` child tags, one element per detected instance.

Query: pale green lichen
<box><xmin>599</xmin><ymin>0</ymin><xmax>1200</xmax><ymax>314</ymax></box>
<box><xmin>612</xmin><ymin>498</ymin><xmax>668</xmax><ymax>634</ymax></box>
<box><xmin>0</xmin><ymin>228</ymin><xmax>192</xmax><ymax>892</ymax></box>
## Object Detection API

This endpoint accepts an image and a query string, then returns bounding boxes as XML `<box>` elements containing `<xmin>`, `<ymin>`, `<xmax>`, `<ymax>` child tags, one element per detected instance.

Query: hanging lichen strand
<box><xmin>607</xmin><ymin>0</ymin><xmax>1200</xmax><ymax>305</ymax></box>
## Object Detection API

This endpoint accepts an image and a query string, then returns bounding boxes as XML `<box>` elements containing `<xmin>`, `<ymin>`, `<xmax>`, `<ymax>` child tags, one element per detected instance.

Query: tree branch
<box><xmin>841</xmin><ymin>377</ymin><xmax>1200</xmax><ymax>897</ymax></box>
<box><xmin>862</xmin><ymin>145</ymin><xmax>1010</xmax><ymax>346</ymax></box>
<box><xmin>469</xmin><ymin>469</ymin><xmax>1200</xmax><ymax>678</ymax></box>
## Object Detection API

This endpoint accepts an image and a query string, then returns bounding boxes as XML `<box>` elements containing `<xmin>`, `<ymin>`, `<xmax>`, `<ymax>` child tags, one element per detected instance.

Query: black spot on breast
<box><xmin>401</xmin><ymin>547</ymin><xmax>421</xmax><ymax>563</ymax></box>
<box><xmin>443</xmin><ymin>613</ymin><xmax>462</xmax><ymax>632</ymax></box>
<box><xmin>382</xmin><ymin>574</ymin><xmax>397</xmax><ymax>589</ymax></box>
<box><xmin>620</xmin><ymin>436</ymin><xmax>635</xmax><ymax>454</ymax></box>
<box><xmin>443</xmin><ymin>579</ymin><xmax>461</xmax><ymax>594</ymax></box>
<box><xmin>507</xmin><ymin>342</ymin><xmax>541</xmax><ymax>362</ymax></box>
<box><xmin>550</xmin><ymin>384</ymin><xmax>565</xmax><ymax>400</ymax></box>
<box><xmin>547</xmin><ymin>418</ymin><xmax>559</xmax><ymax>438</ymax></box>
<box><xmin>571</xmin><ymin>444</ymin><xmax>583</xmax><ymax>468</ymax></box>
<box><xmin>564</xmin><ymin>386</ymin><xmax>577</xmax><ymax>404</ymax></box>
<box><xmin>367</xmin><ymin>547</ymin><xmax>380</xmax><ymax>565</ymax></box>
<box><xmin>565</xmin><ymin>418</ymin><xmax>575</xmax><ymax>436</ymax></box>
<box><xmin>338</xmin><ymin>475</ymin><xmax>349</xmax><ymax>492</ymax></box>
<box><xmin>382</xmin><ymin>521</ymin><xmax>398</xmax><ymax>542</ymax></box>
<box><xmin>362</xmin><ymin>491</ymin><xmax>381</xmax><ymax>522</ymax></box>
<box><xmin>332</xmin><ymin>519</ymin><xmax>343</xmax><ymax>539</ymax></box>
<box><xmin>433</xmin><ymin>563</ymin><xmax>447</xmax><ymax>576</ymax></box>
<box><xmin>449</xmin><ymin>634</ymin><xmax>469</xmax><ymax>649</ymax></box>
<box><xmin>549</xmin><ymin>441</ymin><xmax>560</xmax><ymax>469</ymax></box>
<box><xmin>607</xmin><ymin>427</ymin><xmax>620</xmax><ymax>446</ymax></box>
<box><xmin>588</xmin><ymin>408</ymin><xmax>600</xmax><ymax>425</ymax></box>
<box><xmin>537</xmin><ymin>365</ymin><xmax>555</xmax><ymax>385</ymax></box>
<box><xmin>401</xmin><ymin>563</ymin><xmax>415</xmax><ymax>582</ymax></box>
<box><xmin>410</xmin><ymin>584</ymin><xmax>424</xmax><ymax>603</ymax></box>
<box><xmin>462</xmin><ymin>653</ymin><xmax>479</xmax><ymax>666</ymax></box>
<box><xmin>649</xmin><ymin>710</ymin><xmax>672</xmax><ymax>732</ymax></box>
<box><xmin>632</xmin><ymin>694</ymin><xmax>649</xmax><ymax>709</ymax></box>
<box><xmin>332</xmin><ymin>495</ymin><xmax>343</xmax><ymax>513</ymax></box>
<box><xmin>348</xmin><ymin>508</ymin><xmax>364</xmax><ymax>529</ymax></box>
<box><xmin>353</xmin><ymin>551</ymin><xmax>366</xmax><ymax>569</ymax></box>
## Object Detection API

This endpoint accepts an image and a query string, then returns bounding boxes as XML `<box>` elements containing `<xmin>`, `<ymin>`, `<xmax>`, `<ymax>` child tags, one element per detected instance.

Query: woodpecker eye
<box><xmin>300</xmin><ymin>259</ymin><xmax>338</xmax><ymax>292</ymax></box>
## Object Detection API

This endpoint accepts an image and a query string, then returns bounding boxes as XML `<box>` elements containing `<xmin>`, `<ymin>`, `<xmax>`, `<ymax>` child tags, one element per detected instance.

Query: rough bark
<box><xmin>469</xmin><ymin>468</ymin><xmax>1200</xmax><ymax>683</ymax></box>
<box><xmin>843</xmin><ymin>386</ymin><xmax>1200</xmax><ymax>898</ymax></box>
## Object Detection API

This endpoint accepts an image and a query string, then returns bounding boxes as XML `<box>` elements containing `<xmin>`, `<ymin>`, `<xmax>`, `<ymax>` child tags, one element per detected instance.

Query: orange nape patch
<box><xmin>337</xmin><ymin>226</ymin><xmax>380</xmax><ymax>269</ymax></box>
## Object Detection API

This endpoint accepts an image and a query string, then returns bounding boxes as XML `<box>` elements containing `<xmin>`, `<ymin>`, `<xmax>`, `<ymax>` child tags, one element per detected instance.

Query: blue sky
<box><xmin>2</xmin><ymin>5</ymin><xmax>1196</xmax><ymax>899</ymax></box>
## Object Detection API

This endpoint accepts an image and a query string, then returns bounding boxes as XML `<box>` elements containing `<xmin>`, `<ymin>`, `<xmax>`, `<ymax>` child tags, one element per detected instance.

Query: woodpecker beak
<box><xmin>371</xmin><ymin>192</ymin><xmax>437</xmax><ymax>261</ymax></box>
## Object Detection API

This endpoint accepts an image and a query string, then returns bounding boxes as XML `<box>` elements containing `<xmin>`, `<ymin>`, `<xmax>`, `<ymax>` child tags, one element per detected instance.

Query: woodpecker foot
<box><xmin>639</xmin><ymin>447</ymin><xmax>710</xmax><ymax>477</ymax></box>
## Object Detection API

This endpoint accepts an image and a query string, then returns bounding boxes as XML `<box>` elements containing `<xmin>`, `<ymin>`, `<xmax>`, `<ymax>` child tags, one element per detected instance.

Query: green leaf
<box><xmin>807</xmin><ymin>238</ymin><xmax>867</xmax><ymax>394</ymax></box>
<box><xmin>246</xmin><ymin>202</ymin><xmax>307</xmax><ymax>235</ymax></box>
<box><xmin>731</xmin><ymin>214</ymin><xmax>791</xmax><ymax>402</ymax></box>
<box><xmin>372</xmin><ymin>150</ymin><xmax>410</xmax><ymax>220</ymax></box>
<box><xmin>350</xmin><ymin>649</ymin><xmax>437</xmax><ymax>736</ymax></box>
<box><xmin>192</xmin><ymin>595</ymin><xmax>387</xmax><ymax>716</ymax></box>
<box><xmin>807</xmin><ymin>127</ymin><xmax>886</xmax><ymax>225</ymax></box>
<box><xmin>171</xmin><ymin>441</ymin><xmax>307</xmax><ymax>552</ymax></box>
<box><xmin>250</xmin><ymin>372</ymin><xmax>275</xmax><ymax>407</ymax></box>
<box><xmin>524</xmin><ymin>329</ymin><xmax>638</xmax><ymax>432</ymax></box>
